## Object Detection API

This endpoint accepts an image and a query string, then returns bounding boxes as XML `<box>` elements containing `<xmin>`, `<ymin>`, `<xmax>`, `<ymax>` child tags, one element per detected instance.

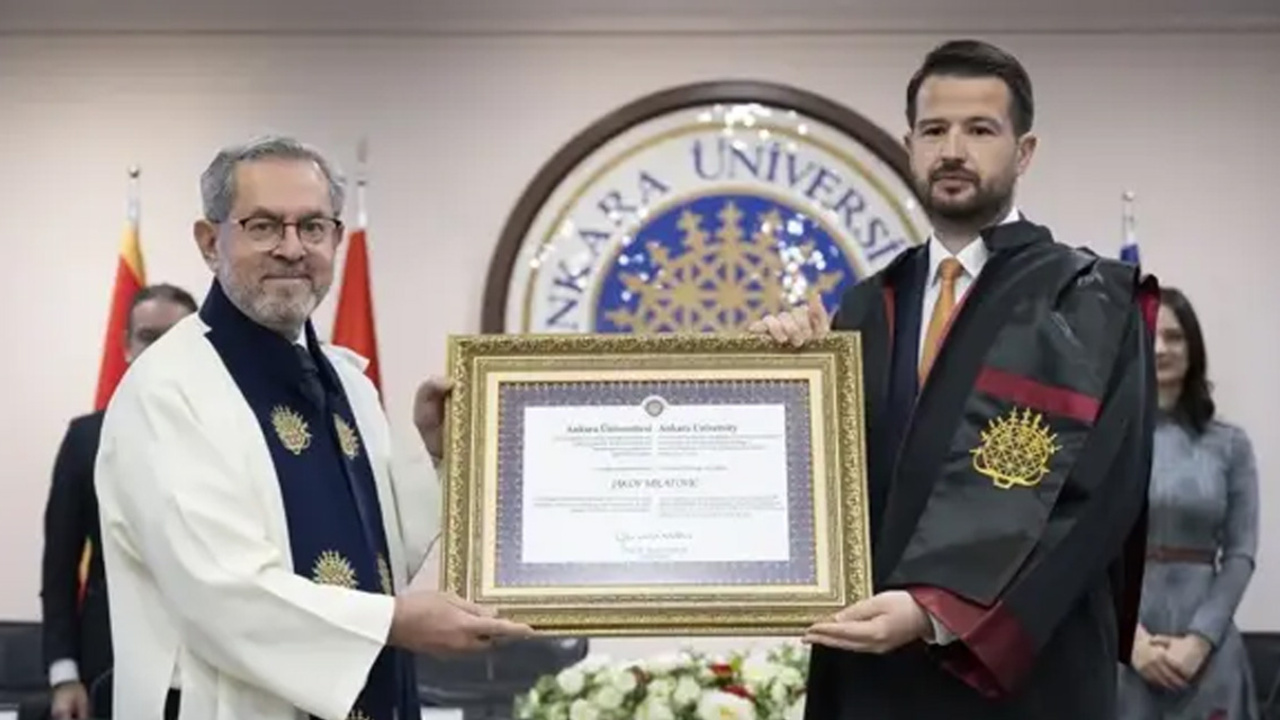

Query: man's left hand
<box><xmin>802</xmin><ymin>590</ymin><xmax>932</xmax><ymax>654</ymax></box>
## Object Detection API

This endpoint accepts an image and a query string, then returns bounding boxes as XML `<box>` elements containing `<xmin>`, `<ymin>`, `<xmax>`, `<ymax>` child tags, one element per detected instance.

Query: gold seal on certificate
<box><xmin>439</xmin><ymin>332</ymin><xmax>872</xmax><ymax>636</ymax></box>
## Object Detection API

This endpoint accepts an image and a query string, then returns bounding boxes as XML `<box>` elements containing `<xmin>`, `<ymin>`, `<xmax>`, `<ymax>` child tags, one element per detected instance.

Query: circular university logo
<box><xmin>482</xmin><ymin>81</ymin><xmax>928</xmax><ymax>334</ymax></box>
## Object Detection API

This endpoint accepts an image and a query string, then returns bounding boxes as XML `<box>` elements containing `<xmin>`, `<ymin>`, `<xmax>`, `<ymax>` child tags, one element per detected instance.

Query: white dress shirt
<box><xmin>48</xmin><ymin>658</ymin><xmax>78</xmax><ymax>687</ymax></box>
<box><xmin>915</xmin><ymin>206</ymin><xmax>1020</xmax><ymax>646</ymax></box>
<box><xmin>916</xmin><ymin>206</ymin><xmax>1020</xmax><ymax>367</ymax></box>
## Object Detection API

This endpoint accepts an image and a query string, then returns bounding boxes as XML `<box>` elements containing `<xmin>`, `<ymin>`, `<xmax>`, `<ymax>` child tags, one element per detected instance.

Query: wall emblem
<box><xmin>482</xmin><ymin>81</ymin><xmax>927</xmax><ymax>334</ymax></box>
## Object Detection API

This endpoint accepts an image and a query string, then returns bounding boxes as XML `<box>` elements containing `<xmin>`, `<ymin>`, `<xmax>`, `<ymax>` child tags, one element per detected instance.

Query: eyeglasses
<box><xmin>232</xmin><ymin>216</ymin><xmax>344</xmax><ymax>246</ymax></box>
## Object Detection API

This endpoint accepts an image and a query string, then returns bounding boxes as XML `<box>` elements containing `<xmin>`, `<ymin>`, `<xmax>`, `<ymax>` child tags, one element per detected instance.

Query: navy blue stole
<box><xmin>199</xmin><ymin>282</ymin><xmax>415</xmax><ymax>720</ymax></box>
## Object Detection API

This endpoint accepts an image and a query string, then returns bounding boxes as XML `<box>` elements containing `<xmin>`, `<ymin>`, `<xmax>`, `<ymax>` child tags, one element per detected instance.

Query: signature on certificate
<box><xmin>614</xmin><ymin>530</ymin><xmax>694</xmax><ymax>560</ymax></box>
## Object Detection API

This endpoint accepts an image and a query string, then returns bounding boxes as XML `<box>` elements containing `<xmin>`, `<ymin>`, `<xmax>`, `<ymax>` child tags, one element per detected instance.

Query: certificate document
<box><xmin>488</xmin><ymin>379</ymin><xmax>823</xmax><ymax>591</ymax></box>
<box><xmin>521</xmin><ymin>398</ymin><xmax>790</xmax><ymax>565</ymax></box>
<box><xmin>441</xmin><ymin>332</ymin><xmax>872</xmax><ymax>635</ymax></box>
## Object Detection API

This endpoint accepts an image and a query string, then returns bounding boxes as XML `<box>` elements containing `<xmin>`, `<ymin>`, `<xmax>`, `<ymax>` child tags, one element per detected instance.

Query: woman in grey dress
<box><xmin>1119</xmin><ymin>287</ymin><xmax>1261</xmax><ymax>719</ymax></box>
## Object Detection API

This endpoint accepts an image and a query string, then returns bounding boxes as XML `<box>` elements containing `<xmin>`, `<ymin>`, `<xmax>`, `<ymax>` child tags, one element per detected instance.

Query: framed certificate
<box><xmin>439</xmin><ymin>332</ymin><xmax>872</xmax><ymax>636</ymax></box>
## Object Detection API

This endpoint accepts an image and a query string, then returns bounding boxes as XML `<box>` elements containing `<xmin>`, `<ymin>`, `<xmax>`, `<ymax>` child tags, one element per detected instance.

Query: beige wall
<box><xmin>0</xmin><ymin>30</ymin><xmax>1276</xmax><ymax>660</ymax></box>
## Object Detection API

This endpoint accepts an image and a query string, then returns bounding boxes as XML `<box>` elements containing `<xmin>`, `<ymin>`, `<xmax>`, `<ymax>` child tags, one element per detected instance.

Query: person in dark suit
<box><xmin>39</xmin><ymin>284</ymin><xmax>198</xmax><ymax>720</ymax></box>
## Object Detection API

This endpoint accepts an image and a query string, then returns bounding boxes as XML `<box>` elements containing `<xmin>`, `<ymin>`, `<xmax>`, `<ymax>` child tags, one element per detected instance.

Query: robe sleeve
<box><xmin>1187</xmin><ymin>426</ymin><xmax>1259</xmax><ymax>646</ymax></box>
<box><xmin>95</xmin><ymin>376</ymin><xmax>396</xmax><ymax>720</ymax></box>
<box><xmin>389</xmin><ymin>430</ymin><xmax>444</xmax><ymax>582</ymax></box>
<box><xmin>902</xmin><ymin>296</ymin><xmax>1157</xmax><ymax>698</ymax></box>
<box><xmin>326</xmin><ymin>343</ymin><xmax>442</xmax><ymax>583</ymax></box>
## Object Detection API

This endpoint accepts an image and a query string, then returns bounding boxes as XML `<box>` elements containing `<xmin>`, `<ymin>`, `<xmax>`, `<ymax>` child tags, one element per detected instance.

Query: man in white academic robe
<box><xmin>94</xmin><ymin>135</ymin><xmax>532</xmax><ymax>720</ymax></box>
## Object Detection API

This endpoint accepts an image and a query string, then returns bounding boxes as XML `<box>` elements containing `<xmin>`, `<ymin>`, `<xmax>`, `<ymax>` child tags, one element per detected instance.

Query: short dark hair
<box><xmin>1159</xmin><ymin>287</ymin><xmax>1216</xmax><ymax>434</ymax></box>
<box><xmin>906</xmin><ymin>39</ymin><xmax>1035</xmax><ymax>136</ymax></box>
<box><xmin>127</xmin><ymin>283</ymin><xmax>198</xmax><ymax>334</ymax></box>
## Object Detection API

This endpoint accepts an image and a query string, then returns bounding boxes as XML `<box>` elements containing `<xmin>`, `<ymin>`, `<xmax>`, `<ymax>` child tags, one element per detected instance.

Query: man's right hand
<box><xmin>746</xmin><ymin>295</ymin><xmax>830</xmax><ymax>347</ymax></box>
<box><xmin>388</xmin><ymin>589</ymin><xmax>534</xmax><ymax>655</ymax></box>
<box><xmin>50</xmin><ymin>681</ymin><xmax>90</xmax><ymax>720</ymax></box>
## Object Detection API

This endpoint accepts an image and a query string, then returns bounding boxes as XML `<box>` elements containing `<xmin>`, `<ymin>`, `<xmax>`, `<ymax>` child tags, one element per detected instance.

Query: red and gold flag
<box><xmin>82</xmin><ymin>168</ymin><xmax>145</xmax><ymax>606</ymax></box>
<box><xmin>93</xmin><ymin>168</ymin><xmax>145</xmax><ymax>411</ymax></box>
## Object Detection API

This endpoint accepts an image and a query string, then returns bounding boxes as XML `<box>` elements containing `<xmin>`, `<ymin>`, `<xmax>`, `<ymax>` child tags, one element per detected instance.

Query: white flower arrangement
<box><xmin>515</xmin><ymin>645</ymin><xmax>809</xmax><ymax>720</ymax></box>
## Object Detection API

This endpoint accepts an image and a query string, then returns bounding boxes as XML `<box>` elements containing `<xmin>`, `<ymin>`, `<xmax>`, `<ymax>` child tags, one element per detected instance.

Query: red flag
<box><xmin>333</xmin><ymin>142</ymin><xmax>381</xmax><ymax>394</ymax></box>
<box><xmin>333</xmin><ymin>226</ymin><xmax>381</xmax><ymax>393</ymax></box>
<box><xmin>82</xmin><ymin>169</ymin><xmax>144</xmax><ymax>606</ymax></box>
<box><xmin>93</xmin><ymin>169</ymin><xmax>145</xmax><ymax>411</ymax></box>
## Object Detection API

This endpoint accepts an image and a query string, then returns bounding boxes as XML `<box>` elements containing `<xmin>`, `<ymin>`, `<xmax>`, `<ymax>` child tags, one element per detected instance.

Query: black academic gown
<box><xmin>803</xmin><ymin>220</ymin><xmax>1159</xmax><ymax>719</ymax></box>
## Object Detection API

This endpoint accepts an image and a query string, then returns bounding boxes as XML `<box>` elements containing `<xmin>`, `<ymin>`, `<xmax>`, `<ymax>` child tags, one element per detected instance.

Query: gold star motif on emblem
<box><xmin>312</xmin><ymin>550</ymin><xmax>359</xmax><ymax>589</ymax></box>
<box><xmin>604</xmin><ymin>199</ymin><xmax>845</xmax><ymax>333</ymax></box>
<box><xmin>377</xmin><ymin>554</ymin><xmax>393</xmax><ymax>595</ymax></box>
<box><xmin>334</xmin><ymin>414</ymin><xmax>361</xmax><ymax>459</ymax></box>
<box><xmin>271</xmin><ymin>405</ymin><xmax>312</xmax><ymax>455</ymax></box>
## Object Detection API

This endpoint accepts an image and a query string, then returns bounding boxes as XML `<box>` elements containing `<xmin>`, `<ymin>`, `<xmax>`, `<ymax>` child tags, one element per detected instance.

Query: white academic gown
<box><xmin>94</xmin><ymin>314</ymin><xmax>441</xmax><ymax>720</ymax></box>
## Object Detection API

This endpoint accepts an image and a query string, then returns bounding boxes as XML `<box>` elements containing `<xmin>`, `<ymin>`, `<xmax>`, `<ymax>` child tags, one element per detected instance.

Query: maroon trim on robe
<box><xmin>1138</xmin><ymin>274</ymin><xmax>1160</xmax><ymax>333</ymax></box>
<box><xmin>881</xmin><ymin>287</ymin><xmax>895</xmax><ymax>342</ymax></box>
<box><xmin>907</xmin><ymin>586</ymin><xmax>1035</xmax><ymax>699</ymax></box>
<box><xmin>974</xmin><ymin>367</ymin><xmax>1101</xmax><ymax>424</ymax></box>
<box><xmin>1116</xmin><ymin>271</ymin><xmax>1160</xmax><ymax>667</ymax></box>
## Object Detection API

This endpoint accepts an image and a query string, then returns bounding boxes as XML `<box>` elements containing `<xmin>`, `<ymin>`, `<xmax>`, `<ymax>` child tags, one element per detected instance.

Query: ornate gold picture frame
<box><xmin>440</xmin><ymin>332</ymin><xmax>872</xmax><ymax>636</ymax></box>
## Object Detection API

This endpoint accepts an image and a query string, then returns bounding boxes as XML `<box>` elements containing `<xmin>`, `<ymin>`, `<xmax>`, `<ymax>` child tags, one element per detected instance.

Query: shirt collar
<box><xmin>926</xmin><ymin>206</ymin><xmax>1021</xmax><ymax>283</ymax></box>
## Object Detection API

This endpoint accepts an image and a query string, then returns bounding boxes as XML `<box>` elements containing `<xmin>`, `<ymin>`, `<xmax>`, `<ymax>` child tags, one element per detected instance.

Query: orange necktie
<box><xmin>919</xmin><ymin>257</ymin><xmax>964</xmax><ymax>382</ymax></box>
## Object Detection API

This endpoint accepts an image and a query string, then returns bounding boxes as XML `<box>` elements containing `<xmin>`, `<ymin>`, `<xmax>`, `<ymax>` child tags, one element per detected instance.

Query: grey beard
<box><xmin>221</xmin><ymin>275</ymin><xmax>317</xmax><ymax>339</ymax></box>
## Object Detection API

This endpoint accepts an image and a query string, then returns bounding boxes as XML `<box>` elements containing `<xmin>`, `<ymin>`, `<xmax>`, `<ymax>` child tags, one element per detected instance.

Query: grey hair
<box><xmin>200</xmin><ymin>135</ymin><xmax>347</xmax><ymax>222</ymax></box>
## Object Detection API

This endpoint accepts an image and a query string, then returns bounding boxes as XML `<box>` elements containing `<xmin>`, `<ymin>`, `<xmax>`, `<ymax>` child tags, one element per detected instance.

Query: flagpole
<box><xmin>1122</xmin><ymin>190</ymin><xmax>1135</xmax><ymax>242</ymax></box>
<box><xmin>355</xmin><ymin>137</ymin><xmax>368</xmax><ymax>230</ymax></box>
<box><xmin>1120</xmin><ymin>190</ymin><xmax>1140</xmax><ymax>265</ymax></box>
<box><xmin>128</xmin><ymin>164</ymin><xmax>141</xmax><ymax>226</ymax></box>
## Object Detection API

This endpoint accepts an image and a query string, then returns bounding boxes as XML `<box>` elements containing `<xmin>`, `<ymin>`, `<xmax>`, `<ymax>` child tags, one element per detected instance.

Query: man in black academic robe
<box><xmin>751</xmin><ymin>40</ymin><xmax>1158</xmax><ymax>718</ymax></box>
